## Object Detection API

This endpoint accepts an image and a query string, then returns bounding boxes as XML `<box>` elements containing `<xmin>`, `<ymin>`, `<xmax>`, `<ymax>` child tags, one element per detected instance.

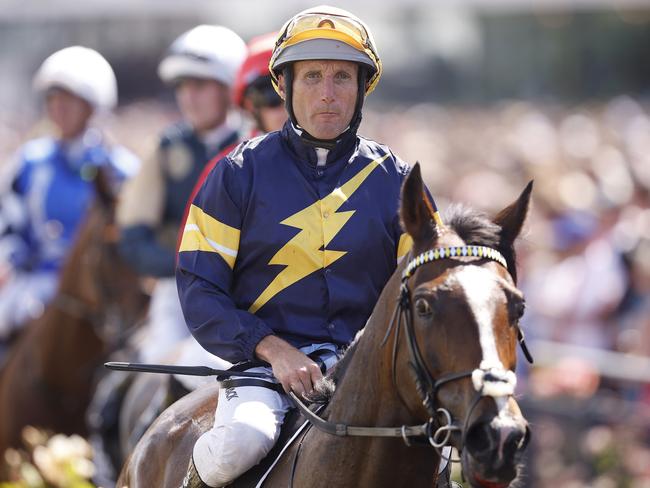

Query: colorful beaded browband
<box><xmin>402</xmin><ymin>246</ymin><xmax>508</xmax><ymax>280</ymax></box>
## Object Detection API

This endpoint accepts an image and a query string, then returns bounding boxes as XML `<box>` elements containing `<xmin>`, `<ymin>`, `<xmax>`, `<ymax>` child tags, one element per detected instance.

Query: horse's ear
<box><xmin>400</xmin><ymin>163</ymin><xmax>437</xmax><ymax>244</ymax></box>
<box><xmin>494</xmin><ymin>180</ymin><xmax>533</xmax><ymax>247</ymax></box>
<box><xmin>93</xmin><ymin>167</ymin><xmax>117</xmax><ymax>209</ymax></box>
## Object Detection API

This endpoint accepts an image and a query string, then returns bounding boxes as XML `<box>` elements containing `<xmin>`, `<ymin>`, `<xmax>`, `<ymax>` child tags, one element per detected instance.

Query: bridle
<box><xmin>290</xmin><ymin>244</ymin><xmax>533</xmax><ymax>457</ymax></box>
<box><xmin>387</xmin><ymin>245</ymin><xmax>533</xmax><ymax>458</ymax></box>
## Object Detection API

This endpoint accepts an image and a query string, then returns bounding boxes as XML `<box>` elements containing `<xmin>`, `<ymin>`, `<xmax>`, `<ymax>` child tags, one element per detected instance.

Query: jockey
<box><xmin>177</xmin><ymin>6</ymin><xmax>451</xmax><ymax>487</ymax></box>
<box><xmin>0</xmin><ymin>46</ymin><xmax>138</xmax><ymax>344</ymax></box>
<box><xmin>232</xmin><ymin>32</ymin><xmax>287</xmax><ymax>136</ymax></box>
<box><xmin>176</xmin><ymin>31</ymin><xmax>287</xmax><ymax>254</ymax></box>
<box><xmin>116</xmin><ymin>25</ymin><xmax>246</xmax><ymax>364</ymax></box>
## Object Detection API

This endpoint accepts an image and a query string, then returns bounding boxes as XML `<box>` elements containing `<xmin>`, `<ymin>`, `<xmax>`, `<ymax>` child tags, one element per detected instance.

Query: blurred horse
<box><xmin>119</xmin><ymin>164</ymin><xmax>533</xmax><ymax>488</ymax></box>
<box><xmin>0</xmin><ymin>170</ymin><xmax>149</xmax><ymax>456</ymax></box>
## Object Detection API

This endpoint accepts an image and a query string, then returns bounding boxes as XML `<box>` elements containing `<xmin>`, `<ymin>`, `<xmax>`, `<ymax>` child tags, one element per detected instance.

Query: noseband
<box><xmin>289</xmin><ymin>245</ymin><xmax>533</xmax><ymax>457</ymax></box>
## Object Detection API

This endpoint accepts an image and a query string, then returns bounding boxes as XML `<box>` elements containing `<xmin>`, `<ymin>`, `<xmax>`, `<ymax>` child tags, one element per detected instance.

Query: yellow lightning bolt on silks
<box><xmin>249</xmin><ymin>154</ymin><xmax>390</xmax><ymax>313</ymax></box>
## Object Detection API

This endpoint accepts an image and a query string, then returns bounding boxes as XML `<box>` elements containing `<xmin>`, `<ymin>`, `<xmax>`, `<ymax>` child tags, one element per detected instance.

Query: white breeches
<box><xmin>134</xmin><ymin>277</ymin><xmax>231</xmax><ymax>390</ymax></box>
<box><xmin>193</xmin><ymin>343</ymin><xmax>340</xmax><ymax>487</ymax></box>
<box><xmin>173</xmin><ymin>336</ymin><xmax>232</xmax><ymax>391</ymax></box>
<box><xmin>0</xmin><ymin>270</ymin><xmax>57</xmax><ymax>340</ymax></box>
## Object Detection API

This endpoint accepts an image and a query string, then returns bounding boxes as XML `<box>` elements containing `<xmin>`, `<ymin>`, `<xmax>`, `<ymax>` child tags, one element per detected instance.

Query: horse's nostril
<box><xmin>465</xmin><ymin>420</ymin><xmax>529</xmax><ymax>464</ymax></box>
<box><xmin>502</xmin><ymin>427</ymin><xmax>524</xmax><ymax>457</ymax></box>
<box><xmin>465</xmin><ymin>421</ymin><xmax>494</xmax><ymax>460</ymax></box>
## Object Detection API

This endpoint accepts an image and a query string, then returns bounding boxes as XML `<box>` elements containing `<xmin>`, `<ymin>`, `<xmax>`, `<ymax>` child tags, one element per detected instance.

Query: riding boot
<box><xmin>180</xmin><ymin>457</ymin><xmax>210</xmax><ymax>488</ymax></box>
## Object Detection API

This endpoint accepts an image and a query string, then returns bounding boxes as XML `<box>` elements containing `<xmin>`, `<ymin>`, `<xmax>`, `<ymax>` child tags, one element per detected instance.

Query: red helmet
<box><xmin>233</xmin><ymin>32</ymin><xmax>278</xmax><ymax>108</ymax></box>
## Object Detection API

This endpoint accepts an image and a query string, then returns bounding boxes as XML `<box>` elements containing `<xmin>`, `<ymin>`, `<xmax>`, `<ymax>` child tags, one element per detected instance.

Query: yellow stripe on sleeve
<box><xmin>179</xmin><ymin>204</ymin><xmax>240</xmax><ymax>269</ymax></box>
<box><xmin>397</xmin><ymin>233</ymin><xmax>413</xmax><ymax>262</ymax></box>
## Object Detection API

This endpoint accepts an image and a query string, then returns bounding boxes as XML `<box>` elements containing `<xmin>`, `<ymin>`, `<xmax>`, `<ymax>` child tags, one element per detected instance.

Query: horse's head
<box><xmin>397</xmin><ymin>164</ymin><xmax>532</xmax><ymax>487</ymax></box>
<box><xmin>57</xmin><ymin>167</ymin><xmax>149</xmax><ymax>345</ymax></box>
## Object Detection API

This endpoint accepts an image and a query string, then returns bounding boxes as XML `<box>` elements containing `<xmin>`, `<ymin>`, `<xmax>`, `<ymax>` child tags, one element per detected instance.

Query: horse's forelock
<box><xmin>443</xmin><ymin>204</ymin><xmax>500</xmax><ymax>248</ymax></box>
<box><xmin>442</xmin><ymin>204</ymin><xmax>519</xmax><ymax>281</ymax></box>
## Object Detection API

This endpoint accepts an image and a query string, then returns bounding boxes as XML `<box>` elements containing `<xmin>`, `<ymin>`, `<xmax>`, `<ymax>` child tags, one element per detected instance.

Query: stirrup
<box><xmin>180</xmin><ymin>458</ymin><xmax>210</xmax><ymax>488</ymax></box>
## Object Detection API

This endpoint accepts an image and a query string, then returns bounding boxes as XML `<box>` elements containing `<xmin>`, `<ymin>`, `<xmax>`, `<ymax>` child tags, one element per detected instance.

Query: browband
<box><xmin>402</xmin><ymin>246</ymin><xmax>507</xmax><ymax>281</ymax></box>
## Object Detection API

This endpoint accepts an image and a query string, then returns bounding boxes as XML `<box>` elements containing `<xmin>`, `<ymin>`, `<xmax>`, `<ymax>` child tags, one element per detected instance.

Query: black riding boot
<box><xmin>180</xmin><ymin>457</ymin><xmax>210</xmax><ymax>488</ymax></box>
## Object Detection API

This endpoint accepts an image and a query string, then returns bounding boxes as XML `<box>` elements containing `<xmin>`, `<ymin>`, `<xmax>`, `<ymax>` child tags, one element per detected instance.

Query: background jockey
<box><xmin>233</xmin><ymin>32</ymin><xmax>288</xmax><ymax>137</ymax></box>
<box><xmin>0</xmin><ymin>46</ymin><xmax>139</xmax><ymax>351</ymax></box>
<box><xmin>176</xmin><ymin>6</ymin><xmax>452</xmax><ymax>487</ymax></box>
<box><xmin>177</xmin><ymin>31</ymin><xmax>287</xmax><ymax>254</ymax></box>
<box><xmin>116</xmin><ymin>25</ymin><xmax>246</xmax><ymax>364</ymax></box>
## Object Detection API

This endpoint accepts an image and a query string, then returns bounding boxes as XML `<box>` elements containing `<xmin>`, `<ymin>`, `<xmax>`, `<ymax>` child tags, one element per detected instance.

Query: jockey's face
<box><xmin>175</xmin><ymin>78</ymin><xmax>230</xmax><ymax>134</ymax></box>
<box><xmin>280</xmin><ymin>60</ymin><xmax>358</xmax><ymax>140</ymax></box>
<box><xmin>45</xmin><ymin>88</ymin><xmax>93</xmax><ymax>140</ymax></box>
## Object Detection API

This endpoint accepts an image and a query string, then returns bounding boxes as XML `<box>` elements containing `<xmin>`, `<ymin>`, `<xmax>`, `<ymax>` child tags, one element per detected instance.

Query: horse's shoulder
<box><xmin>152</xmin><ymin>382</ymin><xmax>218</xmax><ymax>434</ymax></box>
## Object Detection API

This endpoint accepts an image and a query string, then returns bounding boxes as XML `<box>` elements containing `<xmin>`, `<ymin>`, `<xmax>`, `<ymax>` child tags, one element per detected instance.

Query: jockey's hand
<box><xmin>254</xmin><ymin>335</ymin><xmax>323</xmax><ymax>397</ymax></box>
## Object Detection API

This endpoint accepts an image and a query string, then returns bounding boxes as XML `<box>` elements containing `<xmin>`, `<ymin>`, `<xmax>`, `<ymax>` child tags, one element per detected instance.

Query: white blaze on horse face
<box><xmin>454</xmin><ymin>265</ymin><xmax>504</xmax><ymax>371</ymax></box>
<box><xmin>452</xmin><ymin>265</ymin><xmax>518</xmax><ymax>399</ymax></box>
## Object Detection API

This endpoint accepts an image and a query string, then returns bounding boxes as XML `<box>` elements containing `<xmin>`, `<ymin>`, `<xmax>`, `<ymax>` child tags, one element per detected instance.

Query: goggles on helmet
<box><xmin>270</xmin><ymin>8</ymin><xmax>382</xmax><ymax>95</ymax></box>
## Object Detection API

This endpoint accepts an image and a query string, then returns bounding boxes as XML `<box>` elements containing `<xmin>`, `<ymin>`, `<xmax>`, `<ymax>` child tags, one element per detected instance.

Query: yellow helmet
<box><xmin>269</xmin><ymin>5</ymin><xmax>382</xmax><ymax>96</ymax></box>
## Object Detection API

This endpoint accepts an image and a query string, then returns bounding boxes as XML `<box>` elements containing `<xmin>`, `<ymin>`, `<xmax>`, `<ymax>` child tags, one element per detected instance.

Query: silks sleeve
<box><xmin>176</xmin><ymin>157</ymin><xmax>273</xmax><ymax>362</ymax></box>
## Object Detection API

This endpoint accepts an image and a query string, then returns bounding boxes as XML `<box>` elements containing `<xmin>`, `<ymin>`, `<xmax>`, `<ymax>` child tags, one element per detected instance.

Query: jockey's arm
<box><xmin>0</xmin><ymin>157</ymin><xmax>32</xmax><ymax>274</ymax></box>
<box><xmin>116</xmin><ymin>148</ymin><xmax>174</xmax><ymax>277</ymax></box>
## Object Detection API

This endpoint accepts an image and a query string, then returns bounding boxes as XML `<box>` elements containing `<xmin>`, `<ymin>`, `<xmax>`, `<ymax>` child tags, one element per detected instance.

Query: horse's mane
<box><xmin>307</xmin><ymin>203</ymin><xmax>512</xmax><ymax>404</ymax></box>
<box><xmin>307</xmin><ymin>335</ymin><xmax>361</xmax><ymax>403</ymax></box>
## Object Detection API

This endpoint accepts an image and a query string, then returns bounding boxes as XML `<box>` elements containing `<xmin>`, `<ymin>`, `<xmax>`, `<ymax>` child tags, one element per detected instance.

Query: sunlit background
<box><xmin>2</xmin><ymin>0</ymin><xmax>650</xmax><ymax>486</ymax></box>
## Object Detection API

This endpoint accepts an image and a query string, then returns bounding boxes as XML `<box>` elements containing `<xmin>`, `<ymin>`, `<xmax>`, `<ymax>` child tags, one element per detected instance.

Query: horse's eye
<box><xmin>415</xmin><ymin>298</ymin><xmax>433</xmax><ymax>318</ymax></box>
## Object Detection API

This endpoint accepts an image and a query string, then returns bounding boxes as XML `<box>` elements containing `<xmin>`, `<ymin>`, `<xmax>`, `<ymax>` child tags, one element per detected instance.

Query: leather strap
<box><xmin>220</xmin><ymin>378</ymin><xmax>284</xmax><ymax>393</ymax></box>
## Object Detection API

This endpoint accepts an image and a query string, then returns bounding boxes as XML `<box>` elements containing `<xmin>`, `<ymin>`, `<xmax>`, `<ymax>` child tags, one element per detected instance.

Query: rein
<box><xmin>289</xmin><ymin>245</ymin><xmax>534</xmax><ymax>454</ymax></box>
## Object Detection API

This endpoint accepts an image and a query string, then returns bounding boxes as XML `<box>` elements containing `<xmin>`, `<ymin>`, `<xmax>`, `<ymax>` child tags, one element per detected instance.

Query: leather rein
<box><xmin>289</xmin><ymin>245</ymin><xmax>534</xmax><ymax>455</ymax></box>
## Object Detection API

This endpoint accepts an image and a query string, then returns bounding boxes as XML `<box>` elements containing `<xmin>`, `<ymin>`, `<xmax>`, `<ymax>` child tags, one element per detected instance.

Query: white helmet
<box><xmin>33</xmin><ymin>46</ymin><xmax>118</xmax><ymax>110</ymax></box>
<box><xmin>158</xmin><ymin>25</ymin><xmax>247</xmax><ymax>87</ymax></box>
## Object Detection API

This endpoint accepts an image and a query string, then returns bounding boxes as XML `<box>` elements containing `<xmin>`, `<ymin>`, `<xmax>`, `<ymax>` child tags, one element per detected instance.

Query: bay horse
<box><xmin>118</xmin><ymin>164</ymin><xmax>532</xmax><ymax>488</ymax></box>
<box><xmin>0</xmin><ymin>169</ymin><xmax>149</xmax><ymax>457</ymax></box>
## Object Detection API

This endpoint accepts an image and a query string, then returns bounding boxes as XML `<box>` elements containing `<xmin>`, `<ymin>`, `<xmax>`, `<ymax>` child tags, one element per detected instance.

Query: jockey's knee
<box><xmin>193</xmin><ymin>420</ymin><xmax>275</xmax><ymax>487</ymax></box>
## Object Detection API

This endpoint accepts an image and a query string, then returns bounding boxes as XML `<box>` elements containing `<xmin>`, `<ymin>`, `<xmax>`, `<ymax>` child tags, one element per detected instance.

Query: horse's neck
<box><xmin>35</xmin><ymin>306</ymin><xmax>103</xmax><ymax>377</ymax></box>
<box><xmin>34</xmin><ymin>242</ymin><xmax>105</xmax><ymax>382</ymax></box>
<box><xmin>327</xmin><ymin>272</ymin><xmax>407</xmax><ymax>426</ymax></box>
<box><xmin>303</xmin><ymin>272</ymin><xmax>441</xmax><ymax>485</ymax></box>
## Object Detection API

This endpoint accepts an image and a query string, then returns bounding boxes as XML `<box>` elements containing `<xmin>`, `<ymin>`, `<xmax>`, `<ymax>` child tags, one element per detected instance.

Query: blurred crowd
<box><xmin>1</xmin><ymin>92</ymin><xmax>650</xmax><ymax>486</ymax></box>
